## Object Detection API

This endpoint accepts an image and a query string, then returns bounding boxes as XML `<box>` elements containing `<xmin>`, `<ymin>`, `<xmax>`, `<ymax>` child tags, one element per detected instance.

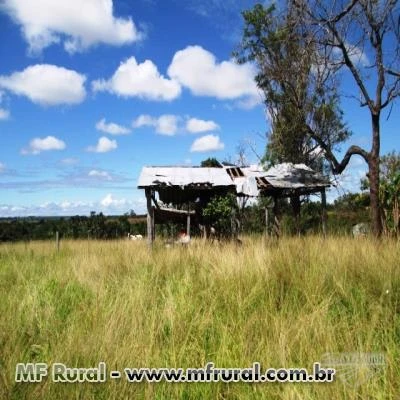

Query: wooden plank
<box><xmin>273</xmin><ymin>196</ymin><xmax>281</xmax><ymax>238</ymax></box>
<box><xmin>321</xmin><ymin>188</ymin><xmax>327</xmax><ymax>237</ymax></box>
<box><xmin>56</xmin><ymin>231</ymin><xmax>60</xmax><ymax>252</ymax></box>
<box><xmin>145</xmin><ymin>188</ymin><xmax>154</xmax><ymax>247</ymax></box>
<box><xmin>186</xmin><ymin>214</ymin><xmax>191</xmax><ymax>236</ymax></box>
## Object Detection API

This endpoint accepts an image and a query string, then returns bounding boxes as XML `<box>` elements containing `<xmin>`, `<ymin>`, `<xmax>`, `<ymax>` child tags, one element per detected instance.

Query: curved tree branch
<box><xmin>306</xmin><ymin>125</ymin><xmax>370</xmax><ymax>173</ymax></box>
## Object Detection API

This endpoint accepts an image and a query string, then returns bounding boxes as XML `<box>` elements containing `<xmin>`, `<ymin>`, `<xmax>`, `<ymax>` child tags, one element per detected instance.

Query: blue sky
<box><xmin>0</xmin><ymin>0</ymin><xmax>399</xmax><ymax>216</ymax></box>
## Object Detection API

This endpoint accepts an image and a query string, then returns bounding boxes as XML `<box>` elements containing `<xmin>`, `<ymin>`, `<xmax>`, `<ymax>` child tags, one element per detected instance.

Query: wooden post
<box><xmin>145</xmin><ymin>188</ymin><xmax>154</xmax><ymax>247</ymax></box>
<box><xmin>56</xmin><ymin>231</ymin><xmax>60</xmax><ymax>252</ymax></box>
<box><xmin>273</xmin><ymin>196</ymin><xmax>281</xmax><ymax>238</ymax></box>
<box><xmin>186</xmin><ymin>204</ymin><xmax>191</xmax><ymax>237</ymax></box>
<box><xmin>151</xmin><ymin>206</ymin><xmax>155</xmax><ymax>241</ymax></box>
<box><xmin>321</xmin><ymin>188</ymin><xmax>327</xmax><ymax>237</ymax></box>
<box><xmin>265</xmin><ymin>208</ymin><xmax>269</xmax><ymax>237</ymax></box>
<box><xmin>231</xmin><ymin>208</ymin><xmax>237</xmax><ymax>240</ymax></box>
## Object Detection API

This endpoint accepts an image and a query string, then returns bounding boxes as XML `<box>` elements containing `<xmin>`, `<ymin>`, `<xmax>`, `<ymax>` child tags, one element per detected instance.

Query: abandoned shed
<box><xmin>137</xmin><ymin>166</ymin><xmax>237</xmax><ymax>243</ymax></box>
<box><xmin>137</xmin><ymin>164</ymin><xmax>331</xmax><ymax>244</ymax></box>
<box><xmin>227</xmin><ymin>163</ymin><xmax>331</xmax><ymax>236</ymax></box>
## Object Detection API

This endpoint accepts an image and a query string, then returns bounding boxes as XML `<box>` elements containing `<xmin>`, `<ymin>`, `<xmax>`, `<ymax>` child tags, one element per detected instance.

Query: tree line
<box><xmin>0</xmin><ymin>212</ymin><xmax>146</xmax><ymax>242</ymax></box>
<box><xmin>0</xmin><ymin>191</ymin><xmax>378</xmax><ymax>242</ymax></box>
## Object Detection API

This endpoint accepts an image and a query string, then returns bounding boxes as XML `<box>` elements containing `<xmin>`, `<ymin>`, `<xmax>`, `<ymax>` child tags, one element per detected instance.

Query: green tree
<box><xmin>362</xmin><ymin>151</ymin><xmax>400</xmax><ymax>235</ymax></box>
<box><xmin>237</xmin><ymin>3</ymin><xmax>350</xmax><ymax>172</ymax></box>
<box><xmin>202</xmin><ymin>194</ymin><xmax>238</xmax><ymax>237</ymax></box>
<box><xmin>200</xmin><ymin>158</ymin><xmax>222</xmax><ymax>168</ymax></box>
<box><xmin>237</xmin><ymin>3</ymin><xmax>351</xmax><ymax>234</ymax></box>
<box><xmin>237</xmin><ymin>1</ymin><xmax>400</xmax><ymax>236</ymax></box>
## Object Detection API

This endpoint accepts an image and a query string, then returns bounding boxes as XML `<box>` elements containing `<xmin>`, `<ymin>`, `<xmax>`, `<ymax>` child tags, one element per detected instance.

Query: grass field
<box><xmin>0</xmin><ymin>236</ymin><xmax>399</xmax><ymax>399</ymax></box>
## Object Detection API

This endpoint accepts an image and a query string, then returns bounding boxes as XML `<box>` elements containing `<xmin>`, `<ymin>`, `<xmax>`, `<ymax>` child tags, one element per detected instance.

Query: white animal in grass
<box><xmin>199</xmin><ymin>224</ymin><xmax>217</xmax><ymax>241</ymax></box>
<box><xmin>176</xmin><ymin>230</ymin><xmax>190</xmax><ymax>245</ymax></box>
<box><xmin>128</xmin><ymin>233</ymin><xmax>143</xmax><ymax>240</ymax></box>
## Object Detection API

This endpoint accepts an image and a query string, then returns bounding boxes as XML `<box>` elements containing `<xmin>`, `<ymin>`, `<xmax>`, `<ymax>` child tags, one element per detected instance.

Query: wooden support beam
<box><xmin>273</xmin><ymin>196</ymin><xmax>281</xmax><ymax>238</ymax></box>
<box><xmin>145</xmin><ymin>188</ymin><xmax>154</xmax><ymax>247</ymax></box>
<box><xmin>231</xmin><ymin>208</ymin><xmax>238</xmax><ymax>240</ymax></box>
<box><xmin>265</xmin><ymin>208</ymin><xmax>269</xmax><ymax>237</ymax></box>
<box><xmin>321</xmin><ymin>188</ymin><xmax>327</xmax><ymax>237</ymax></box>
<box><xmin>151</xmin><ymin>193</ymin><xmax>160</xmax><ymax>209</ymax></box>
<box><xmin>186</xmin><ymin>204</ymin><xmax>191</xmax><ymax>236</ymax></box>
<box><xmin>56</xmin><ymin>231</ymin><xmax>60</xmax><ymax>252</ymax></box>
<box><xmin>152</xmin><ymin>206</ymin><xmax>155</xmax><ymax>241</ymax></box>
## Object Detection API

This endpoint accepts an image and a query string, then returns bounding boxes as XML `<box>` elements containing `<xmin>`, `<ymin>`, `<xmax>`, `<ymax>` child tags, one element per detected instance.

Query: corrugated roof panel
<box><xmin>138</xmin><ymin>167</ymin><xmax>235</xmax><ymax>188</ymax></box>
<box><xmin>137</xmin><ymin>163</ymin><xmax>330</xmax><ymax>196</ymax></box>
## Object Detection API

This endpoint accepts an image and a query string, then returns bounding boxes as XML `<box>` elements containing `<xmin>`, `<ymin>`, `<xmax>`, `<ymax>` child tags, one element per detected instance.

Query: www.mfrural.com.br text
<box><xmin>15</xmin><ymin>362</ymin><xmax>335</xmax><ymax>383</ymax></box>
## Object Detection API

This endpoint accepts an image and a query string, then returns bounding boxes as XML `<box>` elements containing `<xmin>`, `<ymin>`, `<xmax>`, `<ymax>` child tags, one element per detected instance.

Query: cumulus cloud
<box><xmin>190</xmin><ymin>134</ymin><xmax>224</xmax><ymax>152</ymax></box>
<box><xmin>100</xmin><ymin>193</ymin><xmax>128</xmax><ymax>207</ymax></box>
<box><xmin>21</xmin><ymin>135</ymin><xmax>66</xmax><ymax>155</ymax></box>
<box><xmin>168</xmin><ymin>45</ymin><xmax>260</xmax><ymax>103</ymax></box>
<box><xmin>186</xmin><ymin>117</ymin><xmax>219</xmax><ymax>133</ymax></box>
<box><xmin>0</xmin><ymin>162</ymin><xmax>5</xmax><ymax>173</ymax></box>
<box><xmin>88</xmin><ymin>169</ymin><xmax>112</xmax><ymax>180</ymax></box>
<box><xmin>0</xmin><ymin>0</ymin><xmax>142</xmax><ymax>54</ymax></box>
<box><xmin>0</xmin><ymin>195</ymin><xmax>146</xmax><ymax>217</ymax></box>
<box><xmin>0</xmin><ymin>108</ymin><xmax>10</xmax><ymax>120</ymax></box>
<box><xmin>87</xmin><ymin>136</ymin><xmax>117</xmax><ymax>153</ymax></box>
<box><xmin>0</xmin><ymin>64</ymin><xmax>86</xmax><ymax>106</ymax></box>
<box><xmin>96</xmin><ymin>118</ymin><xmax>131</xmax><ymax>135</ymax></box>
<box><xmin>133</xmin><ymin>114</ymin><xmax>154</xmax><ymax>128</ymax></box>
<box><xmin>132</xmin><ymin>114</ymin><xmax>179</xmax><ymax>135</ymax></box>
<box><xmin>92</xmin><ymin>57</ymin><xmax>181</xmax><ymax>101</ymax></box>
<box><xmin>154</xmin><ymin>115</ymin><xmax>179</xmax><ymax>135</ymax></box>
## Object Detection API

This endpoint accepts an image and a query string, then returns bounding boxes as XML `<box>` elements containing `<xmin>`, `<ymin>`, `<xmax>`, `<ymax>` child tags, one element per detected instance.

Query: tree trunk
<box><xmin>369</xmin><ymin>113</ymin><xmax>382</xmax><ymax>237</ymax></box>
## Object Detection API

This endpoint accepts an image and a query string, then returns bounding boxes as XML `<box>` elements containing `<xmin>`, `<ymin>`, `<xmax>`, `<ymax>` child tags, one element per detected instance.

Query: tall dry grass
<box><xmin>0</xmin><ymin>236</ymin><xmax>399</xmax><ymax>399</ymax></box>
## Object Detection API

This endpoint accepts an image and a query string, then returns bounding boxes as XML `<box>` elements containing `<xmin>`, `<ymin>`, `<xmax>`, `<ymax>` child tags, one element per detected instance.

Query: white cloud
<box><xmin>100</xmin><ymin>193</ymin><xmax>127</xmax><ymax>207</ymax></box>
<box><xmin>88</xmin><ymin>169</ymin><xmax>112</xmax><ymax>180</ymax></box>
<box><xmin>155</xmin><ymin>115</ymin><xmax>179</xmax><ymax>135</ymax></box>
<box><xmin>0</xmin><ymin>108</ymin><xmax>10</xmax><ymax>120</ymax></box>
<box><xmin>92</xmin><ymin>57</ymin><xmax>181</xmax><ymax>101</ymax></box>
<box><xmin>133</xmin><ymin>114</ymin><xmax>155</xmax><ymax>128</ymax></box>
<box><xmin>0</xmin><ymin>64</ymin><xmax>86</xmax><ymax>106</ymax></box>
<box><xmin>186</xmin><ymin>117</ymin><xmax>219</xmax><ymax>133</ymax></box>
<box><xmin>190</xmin><ymin>134</ymin><xmax>224</xmax><ymax>152</ymax></box>
<box><xmin>0</xmin><ymin>195</ymin><xmax>146</xmax><ymax>217</ymax></box>
<box><xmin>87</xmin><ymin>136</ymin><xmax>117</xmax><ymax>153</ymax></box>
<box><xmin>0</xmin><ymin>162</ymin><xmax>5</xmax><ymax>172</ymax></box>
<box><xmin>234</xmin><ymin>95</ymin><xmax>263</xmax><ymax>110</ymax></box>
<box><xmin>132</xmin><ymin>114</ymin><xmax>179</xmax><ymax>135</ymax></box>
<box><xmin>0</xmin><ymin>0</ymin><xmax>142</xmax><ymax>54</ymax></box>
<box><xmin>96</xmin><ymin>118</ymin><xmax>131</xmax><ymax>135</ymax></box>
<box><xmin>168</xmin><ymin>45</ymin><xmax>259</xmax><ymax>103</ymax></box>
<box><xmin>21</xmin><ymin>135</ymin><xmax>66</xmax><ymax>155</ymax></box>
